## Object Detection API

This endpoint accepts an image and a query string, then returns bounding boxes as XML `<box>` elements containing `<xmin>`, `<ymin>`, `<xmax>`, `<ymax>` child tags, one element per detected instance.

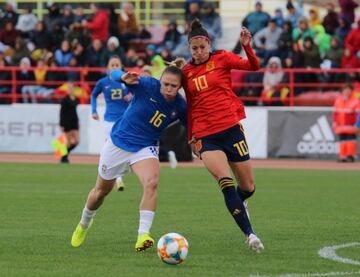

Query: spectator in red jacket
<box><xmin>345</xmin><ymin>19</ymin><xmax>360</xmax><ymax>54</ymax></box>
<box><xmin>341</xmin><ymin>48</ymin><xmax>360</xmax><ymax>68</ymax></box>
<box><xmin>81</xmin><ymin>3</ymin><xmax>109</xmax><ymax>44</ymax></box>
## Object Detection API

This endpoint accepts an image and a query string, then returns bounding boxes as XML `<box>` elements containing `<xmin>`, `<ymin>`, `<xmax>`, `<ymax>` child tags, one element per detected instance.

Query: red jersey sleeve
<box><xmin>224</xmin><ymin>45</ymin><xmax>260</xmax><ymax>71</ymax></box>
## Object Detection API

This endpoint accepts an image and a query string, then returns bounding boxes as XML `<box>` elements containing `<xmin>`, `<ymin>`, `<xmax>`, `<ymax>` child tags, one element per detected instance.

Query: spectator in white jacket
<box><xmin>15</xmin><ymin>6</ymin><xmax>37</xmax><ymax>35</ymax></box>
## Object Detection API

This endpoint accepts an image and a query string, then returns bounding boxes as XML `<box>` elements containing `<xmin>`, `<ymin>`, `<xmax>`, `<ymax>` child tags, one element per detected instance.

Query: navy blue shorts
<box><xmin>195</xmin><ymin>124</ymin><xmax>250</xmax><ymax>162</ymax></box>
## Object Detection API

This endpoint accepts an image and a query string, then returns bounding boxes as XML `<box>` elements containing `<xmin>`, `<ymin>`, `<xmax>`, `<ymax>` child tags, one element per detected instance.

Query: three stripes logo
<box><xmin>296</xmin><ymin>116</ymin><xmax>338</xmax><ymax>154</ymax></box>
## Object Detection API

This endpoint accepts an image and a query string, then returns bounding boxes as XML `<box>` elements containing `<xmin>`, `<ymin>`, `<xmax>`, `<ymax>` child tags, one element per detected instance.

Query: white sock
<box><xmin>138</xmin><ymin>210</ymin><xmax>155</xmax><ymax>236</ymax></box>
<box><xmin>80</xmin><ymin>206</ymin><xmax>96</xmax><ymax>228</ymax></box>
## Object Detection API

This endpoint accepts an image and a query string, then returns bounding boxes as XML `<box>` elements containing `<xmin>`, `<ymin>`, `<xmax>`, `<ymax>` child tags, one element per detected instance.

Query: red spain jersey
<box><xmin>182</xmin><ymin>45</ymin><xmax>260</xmax><ymax>140</ymax></box>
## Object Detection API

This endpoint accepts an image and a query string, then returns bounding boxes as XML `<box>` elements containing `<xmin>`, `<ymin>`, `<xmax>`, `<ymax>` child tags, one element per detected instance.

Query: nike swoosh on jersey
<box><xmin>150</xmin><ymin>98</ymin><xmax>157</xmax><ymax>103</ymax></box>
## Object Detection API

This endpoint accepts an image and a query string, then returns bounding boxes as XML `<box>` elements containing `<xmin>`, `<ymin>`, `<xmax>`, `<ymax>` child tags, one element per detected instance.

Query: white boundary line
<box><xmin>248</xmin><ymin>242</ymin><xmax>360</xmax><ymax>277</ymax></box>
<box><xmin>318</xmin><ymin>242</ymin><xmax>360</xmax><ymax>266</ymax></box>
<box><xmin>249</xmin><ymin>271</ymin><xmax>360</xmax><ymax>277</ymax></box>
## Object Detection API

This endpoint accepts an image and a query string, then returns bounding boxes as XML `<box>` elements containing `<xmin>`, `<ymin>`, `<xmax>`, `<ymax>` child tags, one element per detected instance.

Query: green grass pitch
<box><xmin>0</xmin><ymin>163</ymin><xmax>359</xmax><ymax>277</ymax></box>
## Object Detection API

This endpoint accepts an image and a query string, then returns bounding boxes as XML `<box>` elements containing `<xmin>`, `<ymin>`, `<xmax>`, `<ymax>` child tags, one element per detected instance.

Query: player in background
<box><xmin>59</xmin><ymin>83</ymin><xmax>80</xmax><ymax>163</ymax></box>
<box><xmin>333</xmin><ymin>83</ymin><xmax>358</xmax><ymax>162</ymax></box>
<box><xmin>182</xmin><ymin>19</ymin><xmax>264</xmax><ymax>252</ymax></box>
<box><xmin>91</xmin><ymin>56</ymin><xmax>131</xmax><ymax>191</ymax></box>
<box><xmin>71</xmin><ymin>60</ymin><xmax>187</xmax><ymax>252</ymax></box>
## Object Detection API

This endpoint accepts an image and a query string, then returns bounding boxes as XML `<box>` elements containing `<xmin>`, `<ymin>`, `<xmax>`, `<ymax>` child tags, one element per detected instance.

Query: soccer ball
<box><xmin>157</xmin><ymin>233</ymin><xmax>189</xmax><ymax>265</ymax></box>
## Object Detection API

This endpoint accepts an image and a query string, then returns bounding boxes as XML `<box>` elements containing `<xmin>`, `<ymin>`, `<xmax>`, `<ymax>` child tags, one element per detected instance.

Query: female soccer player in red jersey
<box><xmin>182</xmin><ymin>19</ymin><xmax>264</xmax><ymax>252</ymax></box>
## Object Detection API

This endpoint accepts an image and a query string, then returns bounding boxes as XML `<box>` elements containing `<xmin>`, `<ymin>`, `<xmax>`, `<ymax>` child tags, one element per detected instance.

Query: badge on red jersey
<box><xmin>206</xmin><ymin>61</ymin><xmax>215</xmax><ymax>72</ymax></box>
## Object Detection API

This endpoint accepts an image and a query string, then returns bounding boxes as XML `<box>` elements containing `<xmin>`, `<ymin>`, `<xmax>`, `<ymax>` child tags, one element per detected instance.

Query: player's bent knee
<box><xmin>143</xmin><ymin>177</ymin><xmax>159</xmax><ymax>192</ymax></box>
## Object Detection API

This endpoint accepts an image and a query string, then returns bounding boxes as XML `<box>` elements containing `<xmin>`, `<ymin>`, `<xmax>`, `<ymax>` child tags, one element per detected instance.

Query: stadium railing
<box><xmin>1</xmin><ymin>66</ymin><xmax>359</xmax><ymax>106</ymax></box>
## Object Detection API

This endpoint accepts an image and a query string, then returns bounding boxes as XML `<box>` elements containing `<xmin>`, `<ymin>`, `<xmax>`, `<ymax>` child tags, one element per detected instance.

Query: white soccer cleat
<box><xmin>168</xmin><ymin>151</ymin><xmax>178</xmax><ymax>169</ymax></box>
<box><xmin>246</xmin><ymin>233</ymin><xmax>264</xmax><ymax>253</ymax></box>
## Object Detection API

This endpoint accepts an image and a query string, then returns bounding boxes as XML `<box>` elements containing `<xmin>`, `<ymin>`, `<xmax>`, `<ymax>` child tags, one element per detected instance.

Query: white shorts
<box><xmin>98</xmin><ymin>139</ymin><xmax>159</xmax><ymax>180</ymax></box>
<box><xmin>104</xmin><ymin>121</ymin><xmax>115</xmax><ymax>138</ymax></box>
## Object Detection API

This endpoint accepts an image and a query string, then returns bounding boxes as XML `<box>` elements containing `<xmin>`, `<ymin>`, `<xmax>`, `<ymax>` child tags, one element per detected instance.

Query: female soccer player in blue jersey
<box><xmin>71</xmin><ymin>59</ymin><xmax>187</xmax><ymax>252</ymax></box>
<box><xmin>91</xmin><ymin>56</ymin><xmax>131</xmax><ymax>191</ymax></box>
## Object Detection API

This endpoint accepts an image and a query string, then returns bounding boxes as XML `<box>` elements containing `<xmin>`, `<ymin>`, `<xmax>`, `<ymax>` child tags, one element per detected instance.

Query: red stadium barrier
<box><xmin>0</xmin><ymin>66</ymin><xmax>359</xmax><ymax>106</ymax></box>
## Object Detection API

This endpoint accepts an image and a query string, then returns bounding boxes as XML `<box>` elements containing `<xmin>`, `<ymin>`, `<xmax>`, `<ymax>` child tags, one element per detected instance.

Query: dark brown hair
<box><xmin>188</xmin><ymin>19</ymin><xmax>210</xmax><ymax>42</ymax></box>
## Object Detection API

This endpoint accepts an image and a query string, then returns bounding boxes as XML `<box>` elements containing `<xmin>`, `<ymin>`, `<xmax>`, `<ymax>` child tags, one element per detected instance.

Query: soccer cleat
<box><xmin>114</xmin><ymin>179</ymin><xmax>125</xmax><ymax>191</ymax></box>
<box><xmin>168</xmin><ymin>151</ymin><xmax>178</xmax><ymax>169</ymax></box>
<box><xmin>246</xmin><ymin>233</ymin><xmax>264</xmax><ymax>253</ymax></box>
<box><xmin>71</xmin><ymin>219</ymin><xmax>93</xmax><ymax>248</ymax></box>
<box><xmin>243</xmin><ymin>200</ymin><xmax>250</xmax><ymax>220</ymax></box>
<box><xmin>135</xmin><ymin>233</ymin><xmax>154</xmax><ymax>252</ymax></box>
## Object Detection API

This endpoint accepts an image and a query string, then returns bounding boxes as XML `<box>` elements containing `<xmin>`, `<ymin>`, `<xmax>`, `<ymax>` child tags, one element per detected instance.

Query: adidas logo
<box><xmin>297</xmin><ymin>115</ymin><xmax>338</xmax><ymax>154</ymax></box>
<box><xmin>232</xmin><ymin>209</ymin><xmax>241</xmax><ymax>216</ymax></box>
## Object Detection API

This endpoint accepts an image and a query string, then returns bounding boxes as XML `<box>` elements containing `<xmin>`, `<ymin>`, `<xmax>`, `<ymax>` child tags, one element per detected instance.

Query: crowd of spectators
<box><xmin>0</xmin><ymin>0</ymin><xmax>359</xmax><ymax>105</ymax></box>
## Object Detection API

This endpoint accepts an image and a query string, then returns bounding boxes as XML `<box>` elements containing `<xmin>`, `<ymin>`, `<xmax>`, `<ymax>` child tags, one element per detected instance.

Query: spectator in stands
<box><xmin>45</xmin><ymin>60</ymin><xmax>66</xmax><ymax>91</ymax></box>
<box><xmin>0</xmin><ymin>20</ymin><xmax>20</xmax><ymax>48</ymax></box>
<box><xmin>335</xmin><ymin>16</ymin><xmax>352</xmax><ymax>47</ymax></box>
<box><xmin>341</xmin><ymin>47</ymin><xmax>360</xmax><ymax>68</ymax></box>
<box><xmin>60</xmin><ymin>5</ymin><xmax>75</xmax><ymax>32</ymax></box>
<box><xmin>338</xmin><ymin>0</ymin><xmax>358</xmax><ymax>24</ymax></box>
<box><xmin>30</xmin><ymin>21</ymin><xmax>52</xmax><ymax>50</ymax></box>
<box><xmin>74</xmin><ymin>5</ymin><xmax>86</xmax><ymax>24</ymax></box>
<box><xmin>86</xmin><ymin>39</ymin><xmax>104</xmax><ymax>68</ymax></box>
<box><xmin>278</xmin><ymin>21</ymin><xmax>293</xmax><ymax>60</ymax></box>
<box><xmin>123</xmin><ymin>47</ymin><xmax>139</xmax><ymax>67</ymax></box>
<box><xmin>160</xmin><ymin>20</ymin><xmax>181</xmax><ymax>52</ymax></box>
<box><xmin>302</xmin><ymin>36</ymin><xmax>321</xmax><ymax>68</ymax></box>
<box><xmin>44</xmin><ymin>3</ymin><xmax>61</xmax><ymax>33</ymax></box>
<box><xmin>16</xmin><ymin>57</ymin><xmax>35</xmax><ymax>103</ymax></box>
<box><xmin>15</xmin><ymin>6</ymin><xmax>38</xmax><ymax>36</ymax></box>
<box><xmin>101</xmin><ymin>36</ymin><xmax>125</xmax><ymax>67</ymax></box>
<box><xmin>289</xmin><ymin>42</ymin><xmax>304</xmax><ymax>68</ymax></box>
<box><xmin>200</xmin><ymin>2</ymin><xmax>222</xmax><ymax>47</ymax></box>
<box><xmin>345</xmin><ymin>19</ymin><xmax>360</xmax><ymax>55</ymax></box>
<box><xmin>11</xmin><ymin>37</ymin><xmax>31</xmax><ymax>66</ymax></box>
<box><xmin>322</xmin><ymin>3</ymin><xmax>339</xmax><ymax>35</ymax></box>
<box><xmin>140</xmin><ymin>65</ymin><xmax>152</xmax><ymax>77</ymax></box>
<box><xmin>144</xmin><ymin>44</ymin><xmax>166</xmax><ymax>79</ymax></box>
<box><xmin>72</xmin><ymin>42</ymin><xmax>86</xmax><ymax>66</ymax></box>
<box><xmin>324</xmin><ymin>37</ymin><xmax>343</xmax><ymax>68</ymax></box>
<box><xmin>172</xmin><ymin>22</ymin><xmax>192</xmax><ymax>60</ymax></box>
<box><xmin>301</xmin><ymin>36</ymin><xmax>321</xmax><ymax>87</ymax></box>
<box><xmin>82</xmin><ymin>3</ymin><xmax>109</xmax><ymax>44</ymax></box>
<box><xmin>118</xmin><ymin>2</ymin><xmax>140</xmax><ymax>45</ymax></box>
<box><xmin>261</xmin><ymin>56</ymin><xmax>288</xmax><ymax>105</ymax></box>
<box><xmin>242</xmin><ymin>1</ymin><xmax>270</xmax><ymax>35</ymax></box>
<box><xmin>185</xmin><ymin>2</ymin><xmax>202</xmax><ymax>24</ymax></box>
<box><xmin>50</xmin><ymin>22</ymin><xmax>65</xmax><ymax>50</ymax></box>
<box><xmin>66</xmin><ymin>57</ymin><xmax>80</xmax><ymax>82</ymax></box>
<box><xmin>308</xmin><ymin>8</ymin><xmax>321</xmax><ymax>28</ymax></box>
<box><xmin>0</xmin><ymin>57</ymin><xmax>11</xmax><ymax>104</ymax></box>
<box><xmin>254</xmin><ymin>18</ymin><xmax>283</xmax><ymax>64</ymax></box>
<box><xmin>286</xmin><ymin>0</ymin><xmax>304</xmax><ymax>28</ymax></box>
<box><xmin>55</xmin><ymin>39</ymin><xmax>73</xmax><ymax>67</ymax></box>
<box><xmin>22</xmin><ymin>59</ymin><xmax>54</xmax><ymax>103</ymax></box>
<box><xmin>185</xmin><ymin>0</ymin><xmax>203</xmax><ymax>21</ymax></box>
<box><xmin>273</xmin><ymin>8</ymin><xmax>285</xmax><ymax>27</ymax></box>
<box><xmin>292</xmin><ymin>17</ymin><xmax>315</xmax><ymax>44</ymax></box>
<box><xmin>0</xmin><ymin>2</ymin><xmax>18</xmax><ymax>28</ymax></box>
<box><xmin>313</xmin><ymin>25</ymin><xmax>331</xmax><ymax>56</ymax></box>
<box><xmin>106</xmin><ymin>4</ymin><xmax>119</xmax><ymax>37</ymax></box>
<box><xmin>160</xmin><ymin>48</ymin><xmax>173</xmax><ymax>63</ymax></box>
<box><xmin>66</xmin><ymin>21</ymin><xmax>91</xmax><ymax>48</ymax></box>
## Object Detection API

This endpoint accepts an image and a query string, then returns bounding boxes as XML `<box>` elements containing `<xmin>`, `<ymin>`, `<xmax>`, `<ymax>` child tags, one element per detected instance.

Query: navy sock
<box><xmin>236</xmin><ymin>186</ymin><xmax>255</xmax><ymax>201</ymax></box>
<box><xmin>219</xmin><ymin>177</ymin><xmax>254</xmax><ymax>236</ymax></box>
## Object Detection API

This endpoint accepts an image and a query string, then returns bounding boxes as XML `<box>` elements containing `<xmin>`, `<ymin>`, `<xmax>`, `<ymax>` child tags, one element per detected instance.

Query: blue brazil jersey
<box><xmin>90</xmin><ymin>76</ymin><xmax>130</xmax><ymax>122</ymax></box>
<box><xmin>109</xmin><ymin>70</ymin><xmax>187</xmax><ymax>152</ymax></box>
